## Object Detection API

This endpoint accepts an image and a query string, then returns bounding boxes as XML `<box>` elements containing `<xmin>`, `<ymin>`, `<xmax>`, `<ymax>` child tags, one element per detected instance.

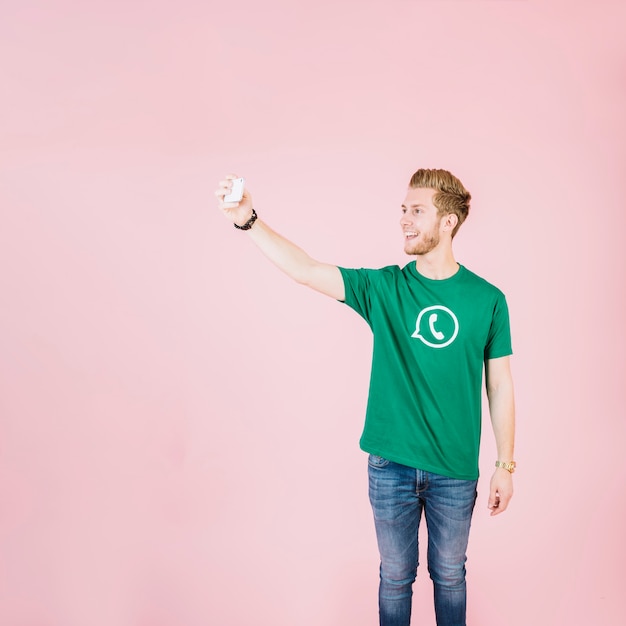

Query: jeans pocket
<box><xmin>368</xmin><ymin>454</ymin><xmax>390</xmax><ymax>468</ymax></box>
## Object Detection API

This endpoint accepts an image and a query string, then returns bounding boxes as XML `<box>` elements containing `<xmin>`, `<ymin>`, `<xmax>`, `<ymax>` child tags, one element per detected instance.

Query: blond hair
<box><xmin>409</xmin><ymin>169</ymin><xmax>471</xmax><ymax>238</ymax></box>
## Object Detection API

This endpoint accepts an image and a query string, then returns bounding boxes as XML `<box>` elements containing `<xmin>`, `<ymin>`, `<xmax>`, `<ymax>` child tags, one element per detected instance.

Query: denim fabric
<box><xmin>368</xmin><ymin>455</ymin><xmax>478</xmax><ymax>626</ymax></box>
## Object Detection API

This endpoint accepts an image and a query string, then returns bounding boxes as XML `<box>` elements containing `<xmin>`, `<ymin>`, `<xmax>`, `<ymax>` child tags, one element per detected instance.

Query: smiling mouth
<box><xmin>404</xmin><ymin>231</ymin><xmax>419</xmax><ymax>240</ymax></box>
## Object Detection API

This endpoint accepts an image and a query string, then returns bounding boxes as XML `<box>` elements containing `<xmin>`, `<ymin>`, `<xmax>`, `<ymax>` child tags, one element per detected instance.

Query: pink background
<box><xmin>1</xmin><ymin>1</ymin><xmax>625</xmax><ymax>624</ymax></box>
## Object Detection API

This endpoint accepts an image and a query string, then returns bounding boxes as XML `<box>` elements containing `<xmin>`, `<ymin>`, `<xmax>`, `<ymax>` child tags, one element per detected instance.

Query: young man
<box><xmin>215</xmin><ymin>169</ymin><xmax>515</xmax><ymax>626</ymax></box>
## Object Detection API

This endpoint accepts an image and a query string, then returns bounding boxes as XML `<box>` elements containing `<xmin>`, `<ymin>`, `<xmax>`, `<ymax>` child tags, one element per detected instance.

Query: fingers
<box><xmin>214</xmin><ymin>188</ymin><xmax>235</xmax><ymax>209</ymax></box>
<box><xmin>218</xmin><ymin>173</ymin><xmax>239</xmax><ymax>195</ymax></box>
<box><xmin>488</xmin><ymin>472</ymin><xmax>513</xmax><ymax>516</ymax></box>
<box><xmin>488</xmin><ymin>488</ymin><xmax>503</xmax><ymax>515</ymax></box>
<box><xmin>215</xmin><ymin>175</ymin><xmax>240</xmax><ymax>207</ymax></box>
<box><xmin>215</xmin><ymin>174</ymin><xmax>253</xmax><ymax>222</ymax></box>
<box><xmin>490</xmin><ymin>492</ymin><xmax>512</xmax><ymax>516</ymax></box>
<box><xmin>488</xmin><ymin>489</ymin><xmax>513</xmax><ymax>516</ymax></box>
<box><xmin>216</xmin><ymin>178</ymin><xmax>234</xmax><ymax>195</ymax></box>
<box><xmin>487</xmin><ymin>489</ymin><xmax>499</xmax><ymax>512</ymax></box>
<box><xmin>489</xmin><ymin>492</ymin><xmax>505</xmax><ymax>516</ymax></box>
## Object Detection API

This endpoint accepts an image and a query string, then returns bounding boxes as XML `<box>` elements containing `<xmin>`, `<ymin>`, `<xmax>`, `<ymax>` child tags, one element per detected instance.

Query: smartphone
<box><xmin>223</xmin><ymin>177</ymin><xmax>245</xmax><ymax>203</ymax></box>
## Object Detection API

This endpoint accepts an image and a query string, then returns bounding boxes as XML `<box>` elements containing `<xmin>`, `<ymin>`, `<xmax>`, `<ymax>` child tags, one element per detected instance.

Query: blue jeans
<box><xmin>368</xmin><ymin>455</ymin><xmax>478</xmax><ymax>626</ymax></box>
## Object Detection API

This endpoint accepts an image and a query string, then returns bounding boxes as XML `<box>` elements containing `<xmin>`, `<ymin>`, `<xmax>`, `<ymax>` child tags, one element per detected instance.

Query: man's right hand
<box><xmin>215</xmin><ymin>173</ymin><xmax>254</xmax><ymax>227</ymax></box>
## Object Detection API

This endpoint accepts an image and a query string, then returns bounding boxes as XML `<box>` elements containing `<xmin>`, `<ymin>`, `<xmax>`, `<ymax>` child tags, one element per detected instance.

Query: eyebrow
<box><xmin>401</xmin><ymin>203</ymin><xmax>428</xmax><ymax>208</ymax></box>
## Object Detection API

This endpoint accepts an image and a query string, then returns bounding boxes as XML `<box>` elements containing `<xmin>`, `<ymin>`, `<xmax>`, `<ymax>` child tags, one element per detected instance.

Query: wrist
<box><xmin>495</xmin><ymin>460</ymin><xmax>516</xmax><ymax>473</ymax></box>
<box><xmin>234</xmin><ymin>208</ymin><xmax>258</xmax><ymax>230</ymax></box>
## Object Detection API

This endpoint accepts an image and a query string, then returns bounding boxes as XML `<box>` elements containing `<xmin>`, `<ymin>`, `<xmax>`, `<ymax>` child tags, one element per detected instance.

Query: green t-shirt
<box><xmin>339</xmin><ymin>262</ymin><xmax>512</xmax><ymax>480</ymax></box>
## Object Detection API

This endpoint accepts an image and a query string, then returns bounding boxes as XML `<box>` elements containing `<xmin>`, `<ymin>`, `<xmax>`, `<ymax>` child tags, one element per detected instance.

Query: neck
<box><xmin>413</xmin><ymin>246</ymin><xmax>459</xmax><ymax>280</ymax></box>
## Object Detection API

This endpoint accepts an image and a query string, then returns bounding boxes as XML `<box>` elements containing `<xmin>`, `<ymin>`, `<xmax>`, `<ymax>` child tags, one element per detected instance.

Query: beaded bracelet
<box><xmin>233</xmin><ymin>208</ymin><xmax>258</xmax><ymax>231</ymax></box>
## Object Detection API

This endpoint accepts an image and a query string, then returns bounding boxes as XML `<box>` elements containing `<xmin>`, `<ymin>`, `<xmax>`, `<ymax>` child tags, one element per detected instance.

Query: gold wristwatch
<box><xmin>495</xmin><ymin>460</ymin><xmax>516</xmax><ymax>473</ymax></box>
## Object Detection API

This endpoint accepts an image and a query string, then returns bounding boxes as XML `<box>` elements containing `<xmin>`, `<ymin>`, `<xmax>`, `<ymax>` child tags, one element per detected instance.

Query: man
<box><xmin>215</xmin><ymin>169</ymin><xmax>515</xmax><ymax>626</ymax></box>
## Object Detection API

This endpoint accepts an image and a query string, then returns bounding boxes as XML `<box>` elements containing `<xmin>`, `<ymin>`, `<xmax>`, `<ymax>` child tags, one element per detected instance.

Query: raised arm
<box><xmin>485</xmin><ymin>355</ymin><xmax>516</xmax><ymax>516</ymax></box>
<box><xmin>216</xmin><ymin>174</ymin><xmax>345</xmax><ymax>301</ymax></box>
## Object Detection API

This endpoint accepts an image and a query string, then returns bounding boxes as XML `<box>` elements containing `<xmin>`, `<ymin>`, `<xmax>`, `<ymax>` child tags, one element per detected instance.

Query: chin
<box><xmin>407</xmin><ymin>243</ymin><xmax>437</xmax><ymax>256</ymax></box>
<box><xmin>404</xmin><ymin>239</ymin><xmax>423</xmax><ymax>255</ymax></box>
<box><xmin>406</xmin><ymin>234</ymin><xmax>440</xmax><ymax>256</ymax></box>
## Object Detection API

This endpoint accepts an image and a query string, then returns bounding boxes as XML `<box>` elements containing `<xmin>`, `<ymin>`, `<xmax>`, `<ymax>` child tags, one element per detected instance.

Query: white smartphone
<box><xmin>223</xmin><ymin>177</ymin><xmax>245</xmax><ymax>203</ymax></box>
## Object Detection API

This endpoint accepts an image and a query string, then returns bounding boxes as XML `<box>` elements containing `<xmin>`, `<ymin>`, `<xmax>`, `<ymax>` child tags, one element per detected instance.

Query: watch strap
<box><xmin>495</xmin><ymin>460</ymin><xmax>516</xmax><ymax>473</ymax></box>
<box><xmin>234</xmin><ymin>208</ymin><xmax>258</xmax><ymax>231</ymax></box>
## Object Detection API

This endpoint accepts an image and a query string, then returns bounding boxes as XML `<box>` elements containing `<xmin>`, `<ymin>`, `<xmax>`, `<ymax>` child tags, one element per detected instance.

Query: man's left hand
<box><xmin>488</xmin><ymin>469</ymin><xmax>513</xmax><ymax>516</ymax></box>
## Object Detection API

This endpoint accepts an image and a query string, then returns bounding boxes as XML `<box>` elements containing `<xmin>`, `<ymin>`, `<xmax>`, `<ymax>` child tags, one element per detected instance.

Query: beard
<box><xmin>404</xmin><ymin>224</ymin><xmax>440</xmax><ymax>256</ymax></box>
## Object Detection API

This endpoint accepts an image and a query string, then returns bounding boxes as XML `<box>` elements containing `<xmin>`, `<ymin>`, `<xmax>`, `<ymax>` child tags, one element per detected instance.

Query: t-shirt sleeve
<box><xmin>484</xmin><ymin>291</ymin><xmax>513</xmax><ymax>360</ymax></box>
<box><xmin>338</xmin><ymin>267</ymin><xmax>376</xmax><ymax>326</ymax></box>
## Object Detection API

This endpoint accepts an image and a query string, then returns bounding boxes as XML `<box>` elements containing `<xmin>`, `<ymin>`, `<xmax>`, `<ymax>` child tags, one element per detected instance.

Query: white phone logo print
<box><xmin>428</xmin><ymin>313</ymin><xmax>445</xmax><ymax>340</ymax></box>
<box><xmin>411</xmin><ymin>305</ymin><xmax>459</xmax><ymax>348</ymax></box>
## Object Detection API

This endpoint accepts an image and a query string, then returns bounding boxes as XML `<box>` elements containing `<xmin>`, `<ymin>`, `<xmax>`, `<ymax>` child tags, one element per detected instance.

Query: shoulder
<box><xmin>459</xmin><ymin>266</ymin><xmax>507</xmax><ymax>299</ymax></box>
<box><xmin>340</xmin><ymin>264</ymin><xmax>402</xmax><ymax>282</ymax></box>
<box><xmin>379</xmin><ymin>264</ymin><xmax>404</xmax><ymax>277</ymax></box>
<box><xmin>338</xmin><ymin>265</ymin><xmax>408</xmax><ymax>302</ymax></box>
<box><xmin>370</xmin><ymin>265</ymin><xmax>408</xmax><ymax>289</ymax></box>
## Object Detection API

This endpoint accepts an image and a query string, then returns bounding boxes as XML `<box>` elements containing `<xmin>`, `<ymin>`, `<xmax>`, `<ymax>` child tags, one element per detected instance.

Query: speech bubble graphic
<box><xmin>411</xmin><ymin>305</ymin><xmax>459</xmax><ymax>348</ymax></box>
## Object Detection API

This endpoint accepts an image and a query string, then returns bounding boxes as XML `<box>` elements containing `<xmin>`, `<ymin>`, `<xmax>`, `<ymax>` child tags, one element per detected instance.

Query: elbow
<box><xmin>294</xmin><ymin>271</ymin><xmax>310</xmax><ymax>286</ymax></box>
<box><xmin>487</xmin><ymin>380</ymin><xmax>515</xmax><ymax>404</ymax></box>
<box><xmin>294</xmin><ymin>259</ymin><xmax>319</xmax><ymax>287</ymax></box>
<box><xmin>486</xmin><ymin>374</ymin><xmax>514</xmax><ymax>398</ymax></box>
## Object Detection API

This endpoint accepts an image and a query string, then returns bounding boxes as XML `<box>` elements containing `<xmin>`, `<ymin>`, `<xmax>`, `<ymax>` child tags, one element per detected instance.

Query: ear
<box><xmin>440</xmin><ymin>212</ymin><xmax>458</xmax><ymax>233</ymax></box>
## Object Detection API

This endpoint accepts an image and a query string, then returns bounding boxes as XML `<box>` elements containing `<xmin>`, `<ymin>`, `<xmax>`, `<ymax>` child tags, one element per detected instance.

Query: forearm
<box><xmin>246</xmin><ymin>219</ymin><xmax>317</xmax><ymax>284</ymax></box>
<box><xmin>484</xmin><ymin>356</ymin><xmax>515</xmax><ymax>515</ymax></box>
<box><xmin>487</xmin><ymin>380</ymin><xmax>515</xmax><ymax>462</ymax></box>
<box><xmin>244</xmin><ymin>219</ymin><xmax>344</xmax><ymax>299</ymax></box>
